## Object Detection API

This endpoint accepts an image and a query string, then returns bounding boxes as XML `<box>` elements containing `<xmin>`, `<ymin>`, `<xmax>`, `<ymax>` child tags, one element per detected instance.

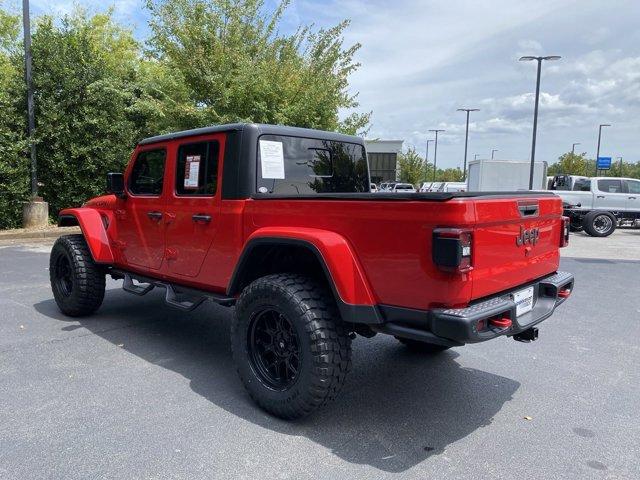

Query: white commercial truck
<box><xmin>549</xmin><ymin>175</ymin><xmax>640</xmax><ymax>236</ymax></box>
<box><xmin>467</xmin><ymin>159</ymin><xmax>548</xmax><ymax>191</ymax></box>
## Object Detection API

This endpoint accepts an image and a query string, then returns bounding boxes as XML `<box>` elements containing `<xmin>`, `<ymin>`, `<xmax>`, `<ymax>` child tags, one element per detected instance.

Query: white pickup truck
<box><xmin>549</xmin><ymin>175</ymin><xmax>640</xmax><ymax>236</ymax></box>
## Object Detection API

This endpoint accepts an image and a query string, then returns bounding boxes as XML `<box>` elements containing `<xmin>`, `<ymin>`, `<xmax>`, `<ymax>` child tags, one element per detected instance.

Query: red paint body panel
<box><xmin>59</xmin><ymin>207</ymin><xmax>114</xmax><ymax>264</ymax></box>
<box><xmin>64</xmin><ymin>130</ymin><xmax>566</xmax><ymax>313</ymax></box>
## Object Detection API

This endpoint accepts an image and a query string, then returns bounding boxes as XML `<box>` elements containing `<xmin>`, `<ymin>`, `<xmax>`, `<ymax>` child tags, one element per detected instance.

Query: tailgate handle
<box><xmin>517</xmin><ymin>203</ymin><xmax>539</xmax><ymax>217</ymax></box>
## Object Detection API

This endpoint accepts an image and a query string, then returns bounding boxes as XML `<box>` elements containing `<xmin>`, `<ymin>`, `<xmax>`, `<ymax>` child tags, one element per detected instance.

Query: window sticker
<box><xmin>184</xmin><ymin>155</ymin><xmax>201</xmax><ymax>189</ymax></box>
<box><xmin>259</xmin><ymin>140</ymin><xmax>285</xmax><ymax>179</ymax></box>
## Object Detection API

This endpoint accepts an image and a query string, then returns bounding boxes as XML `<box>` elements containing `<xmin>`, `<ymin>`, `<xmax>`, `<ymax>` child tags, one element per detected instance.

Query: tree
<box><xmin>0</xmin><ymin>6</ymin><xmax>28</xmax><ymax>229</ymax></box>
<box><xmin>398</xmin><ymin>147</ymin><xmax>429</xmax><ymax>186</ymax></box>
<box><xmin>144</xmin><ymin>0</ymin><xmax>370</xmax><ymax>135</ymax></box>
<box><xmin>435</xmin><ymin>167</ymin><xmax>464</xmax><ymax>182</ymax></box>
<box><xmin>548</xmin><ymin>151</ymin><xmax>640</xmax><ymax>179</ymax></box>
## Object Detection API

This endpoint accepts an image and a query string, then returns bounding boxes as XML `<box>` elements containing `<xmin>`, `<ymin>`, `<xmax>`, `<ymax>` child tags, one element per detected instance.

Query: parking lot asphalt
<box><xmin>1</xmin><ymin>237</ymin><xmax>639</xmax><ymax>479</ymax></box>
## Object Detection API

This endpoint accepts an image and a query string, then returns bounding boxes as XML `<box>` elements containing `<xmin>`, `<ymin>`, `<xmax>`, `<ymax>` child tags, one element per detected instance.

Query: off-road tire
<box><xmin>231</xmin><ymin>273</ymin><xmax>352</xmax><ymax>419</ymax></box>
<box><xmin>50</xmin><ymin>234</ymin><xmax>105</xmax><ymax>316</ymax></box>
<box><xmin>583</xmin><ymin>211</ymin><xmax>616</xmax><ymax>237</ymax></box>
<box><xmin>396</xmin><ymin>337</ymin><xmax>451</xmax><ymax>353</ymax></box>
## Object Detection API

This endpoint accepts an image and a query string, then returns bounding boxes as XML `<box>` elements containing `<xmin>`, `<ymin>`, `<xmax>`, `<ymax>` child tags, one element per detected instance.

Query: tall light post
<box><xmin>571</xmin><ymin>142</ymin><xmax>580</xmax><ymax>155</ymax></box>
<box><xmin>594</xmin><ymin>124</ymin><xmax>611</xmax><ymax>176</ymax></box>
<box><xmin>457</xmin><ymin>108</ymin><xmax>479</xmax><ymax>181</ymax></box>
<box><xmin>519</xmin><ymin>55</ymin><xmax>562</xmax><ymax>189</ymax></box>
<box><xmin>474</xmin><ymin>154</ymin><xmax>480</xmax><ymax>161</ymax></box>
<box><xmin>425</xmin><ymin>139</ymin><xmax>434</xmax><ymax>182</ymax></box>
<box><xmin>22</xmin><ymin>0</ymin><xmax>37</xmax><ymax>197</ymax></box>
<box><xmin>491</xmin><ymin>149</ymin><xmax>498</xmax><ymax>160</ymax></box>
<box><xmin>428</xmin><ymin>129</ymin><xmax>445</xmax><ymax>181</ymax></box>
<box><xmin>617</xmin><ymin>156</ymin><xmax>623</xmax><ymax>176</ymax></box>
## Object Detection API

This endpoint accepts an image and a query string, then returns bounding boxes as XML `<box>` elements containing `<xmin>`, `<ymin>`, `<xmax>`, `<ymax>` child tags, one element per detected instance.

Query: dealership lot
<box><xmin>0</xmin><ymin>233</ymin><xmax>638</xmax><ymax>479</ymax></box>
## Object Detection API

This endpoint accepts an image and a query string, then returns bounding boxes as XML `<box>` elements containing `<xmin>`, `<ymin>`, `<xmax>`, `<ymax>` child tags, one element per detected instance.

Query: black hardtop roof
<box><xmin>138</xmin><ymin>123</ymin><xmax>364</xmax><ymax>146</ymax></box>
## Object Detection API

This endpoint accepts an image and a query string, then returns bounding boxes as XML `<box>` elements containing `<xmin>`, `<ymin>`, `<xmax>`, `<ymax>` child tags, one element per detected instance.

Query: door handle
<box><xmin>596</xmin><ymin>195</ymin><xmax>605</xmax><ymax>198</ymax></box>
<box><xmin>629</xmin><ymin>197</ymin><xmax>637</xmax><ymax>200</ymax></box>
<box><xmin>147</xmin><ymin>211</ymin><xmax>163</xmax><ymax>221</ymax></box>
<box><xmin>192</xmin><ymin>213</ymin><xmax>212</xmax><ymax>223</ymax></box>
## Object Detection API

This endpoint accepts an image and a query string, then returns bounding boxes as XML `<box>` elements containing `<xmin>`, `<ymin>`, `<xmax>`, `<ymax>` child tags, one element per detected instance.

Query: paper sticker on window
<box><xmin>184</xmin><ymin>155</ymin><xmax>201</xmax><ymax>189</ymax></box>
<box><xmin>259</xmin><ymin>140</ymin><xmax>285</xmax><ymax>179</ymax></box>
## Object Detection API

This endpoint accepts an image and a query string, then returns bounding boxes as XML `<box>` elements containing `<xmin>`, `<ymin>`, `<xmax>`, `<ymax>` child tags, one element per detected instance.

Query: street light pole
<box><xmin>425</xmin><ymin>139</ymin><xmax>434</xmax><ymax>182</ymax></box>
<box><xmin>594</xmin><ymin>124</ymin><xmax>611</xmax><ymax>176</ymax></box>
<box><xmin>617</xmin><ymin>156</ymin><xmax>623</xmax><ymax>176</ymax></box>
<box><xmin>519</xmin><ymin>55</ymin><xmax>561</xmax><ymax>189</ymax></box>
<box><xmin>457</xmin><ymin>108</ymin><xmax>479</xmax><ymax>181</ymax></box>
<box><xmin>428</xmin><ymin>129</ymin><xmax>445</xmax><ymax>181</ymax></box>
<box><xmin>571</xmin><ymin>142</ymin><xmax>580</xmax><ymax>155</ymax></box>
<box><xmin>22</xmin><ymin>0</ymin><xmax>37</xmax><ymax>197</ymax></box>
<box><xmin>491</xmin><ymin>149</ymin><xmax>498</xmax><ymax>160</ymax></box>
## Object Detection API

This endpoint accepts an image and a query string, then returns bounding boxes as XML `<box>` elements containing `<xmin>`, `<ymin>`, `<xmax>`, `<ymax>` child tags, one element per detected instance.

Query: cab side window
<box><xmin>129</xmin><ymin>149</ymin><xmax>166</xmax><ymax>196</ymax></box>
<box><xmin>626</xmin><ymin>180</ymin><xmax>640</xmax><ymax>194</ymax></box>
<box><xmin>597</xmin><ymin>179</ymin><xmax>623</xmax><ymax>193</ymax></box>
<box><xmin>175</xmin><ymin>141</ymin><xmax>220</xmax><ymax>196</ymax></box>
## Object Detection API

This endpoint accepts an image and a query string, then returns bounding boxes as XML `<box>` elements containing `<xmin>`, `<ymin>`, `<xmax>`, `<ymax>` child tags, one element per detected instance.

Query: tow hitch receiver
<box><xmin>513</xmin><ymin>327</ymin><xmax>539</xmax><ymax>343</ymax></box>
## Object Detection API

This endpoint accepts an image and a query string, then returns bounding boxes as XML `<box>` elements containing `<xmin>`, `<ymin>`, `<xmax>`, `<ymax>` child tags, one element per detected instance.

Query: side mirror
<box><xmin>106</xmin><ymin>172</ymin><xmax>125</xmax><ymax>197</ymax></box>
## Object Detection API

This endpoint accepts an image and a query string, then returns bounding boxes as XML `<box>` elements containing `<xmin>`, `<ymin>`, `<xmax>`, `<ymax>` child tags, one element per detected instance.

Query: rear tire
<box><xmin>396</xmin><ymin>337</ymin><xmax>451</xmax><ymax>353</ymax></box>
<box><xmin>50</xmin><ymin>235</ymin><xmax>105</xmax><ymax>316</ymax></box>
<box><xmin>231</xmin><ymin>273</ymin><xmax>351</xmax><ymax>419</ymax></box>
<box><xmin>583</xmin><ymin>211</ymin><xmax>616</xmax><ymax>237</ymax></box>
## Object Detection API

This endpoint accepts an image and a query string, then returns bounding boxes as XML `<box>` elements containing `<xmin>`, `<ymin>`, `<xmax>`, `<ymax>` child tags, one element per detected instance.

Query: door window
<box><xmin>129</xmin><ymin>149</ymin><xmax>166</xmax><ymax>196</ymax></box>
<box><xmin>626</xmin><ymin>180</ymin><xmax>640</xmax><ymax>194</ymax></box>
<box><xmin>597</xmin><ymin>179</ymin><xmax>623</xmax><ymax>193</ymax></box>
<box><xmin>175</xmin><ymin>141</ymin><xmax>220</xmax><ymax>196</ymax></box>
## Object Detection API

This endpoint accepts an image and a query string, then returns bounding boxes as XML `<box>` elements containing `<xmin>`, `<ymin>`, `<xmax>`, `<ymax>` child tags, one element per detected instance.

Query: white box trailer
<box><xmin>467</xmin><ymin>159</ymin><xmax>548</xmax><ymax>191</ymax></box>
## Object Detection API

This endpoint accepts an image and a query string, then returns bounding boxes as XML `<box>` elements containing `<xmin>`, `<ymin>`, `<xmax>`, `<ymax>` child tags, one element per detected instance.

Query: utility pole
<box><xmin>491</xmin><ymin>149</ymin><xmax>498</xmax><ymax>160</ymax></box>
<box><xmin>519</xmin><ymin>55</ymin><xmax>561</xmax><ymax>189</ymax></box>
<box><xmin>22</xmin><ymin>0</ymin><xmax>37</xmax><ymax>197</ymax></box>
<box><xmin>594</xmin><ymin>124</ymin><xmax>611</xmax><ymax>176</ymax></box>
<box><xmin>425</xmin><ymin>139</ymin><xmax>434</xmax><ymax>182</ymax></box>
<box><xmin>617</xmin><ymin>156</ymin><xmax>623</xmax><ymax>176</ymax></box>
<box><xmin>428</xmin><ymin>129</ymin><xmax>445</xmax><ymax>181</ymax></box>
<box><xmin>456</xmin><ymin>108</ymin><xmax>479</xmax><ymax>181</ymax></box>
<box><xmin>571</xmin><ymin>142</ymin><xmax>580</xmax><ymax>155</ymax></box>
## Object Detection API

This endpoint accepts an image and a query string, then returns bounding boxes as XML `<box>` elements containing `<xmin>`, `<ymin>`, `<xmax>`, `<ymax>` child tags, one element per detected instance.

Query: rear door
<box><xmin>625</xmin><ymin>179</ymin><xmax>640</xmax><ymax>212</ymax></box>
<box><xmin>164</xmin><ymin>135</ymin><xmax>224</xmax><ymax>278</ymax></box>
<box><xmin>470</xmin><ymin>196</ymin><xmax>563</xmax><ymax>299</ymax></box>
<box><xmin>594</xmin><ymin>179</ymin><xmax>627</xmax><ymax>211</ymax></box>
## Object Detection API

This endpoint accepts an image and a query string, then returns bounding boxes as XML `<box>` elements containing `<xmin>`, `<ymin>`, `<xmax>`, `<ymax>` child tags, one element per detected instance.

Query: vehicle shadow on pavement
<box><xmin>35</xmin><ymin>288</ymin><xmax>520</xmax><ymax>473</ymax></box>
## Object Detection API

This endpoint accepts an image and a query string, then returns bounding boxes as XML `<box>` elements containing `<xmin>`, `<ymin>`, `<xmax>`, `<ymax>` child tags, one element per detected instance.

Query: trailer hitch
<box><xmin>513</xmin><ymin>327</ymin><xmax>538</xmax><ymax>343</ymax></box>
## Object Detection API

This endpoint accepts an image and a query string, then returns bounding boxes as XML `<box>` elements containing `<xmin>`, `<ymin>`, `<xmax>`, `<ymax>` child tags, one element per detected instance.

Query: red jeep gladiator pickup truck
<box><xmin>50</xmin><ymin>123</ymin><xmax>574</xmax><ymax>419</ymax></box>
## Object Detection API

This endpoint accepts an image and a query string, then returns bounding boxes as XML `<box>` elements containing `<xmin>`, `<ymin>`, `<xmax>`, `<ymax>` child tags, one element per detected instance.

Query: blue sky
<box><xmin>10</xmin><ymin>0</ymin><xmax>640</xmax><ymax>168</ymax></box>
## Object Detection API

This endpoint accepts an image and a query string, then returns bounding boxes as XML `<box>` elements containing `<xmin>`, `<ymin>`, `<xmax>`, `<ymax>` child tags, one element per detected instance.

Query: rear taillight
<box><xmin>560</xmin><ymin>216</ymin><xmax>570</xmax><ymax>247</ymax></box>
<box><xmin>432</xmin><ymin>228</ymin><xmax>473</xmax><ymax>273</ymax></box>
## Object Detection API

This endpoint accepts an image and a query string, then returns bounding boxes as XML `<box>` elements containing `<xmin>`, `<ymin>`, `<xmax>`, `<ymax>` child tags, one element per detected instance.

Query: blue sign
<box><xmin>597</xmin><ymin>156</ymin><xmax>612</xmax><ymax>169</ymax></box>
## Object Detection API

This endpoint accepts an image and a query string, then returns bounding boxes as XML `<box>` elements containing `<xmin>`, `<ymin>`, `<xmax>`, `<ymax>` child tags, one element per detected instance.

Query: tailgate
<box><xmin>470</xmin><ymin>196</ymin><xmax>563</xmax><ymax>300</ymax></box>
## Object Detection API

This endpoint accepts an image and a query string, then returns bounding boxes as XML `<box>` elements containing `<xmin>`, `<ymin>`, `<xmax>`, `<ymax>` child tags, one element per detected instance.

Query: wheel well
<box><xmin>228</xmin><ymin>242</ymin><xmax>335</xmax><ymax>299</ymax></box>
<box><xmin>58</xmin><ymin>214</ymin><xmax>79</xmax><ymax>227</ymax></box>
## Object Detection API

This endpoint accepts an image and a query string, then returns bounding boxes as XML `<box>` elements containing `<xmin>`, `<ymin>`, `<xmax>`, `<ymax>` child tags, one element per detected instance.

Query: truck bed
<box><xmin>252</xmin><ymin>191</ymin><xmax>558</xmax><ymax>201</ymax></box>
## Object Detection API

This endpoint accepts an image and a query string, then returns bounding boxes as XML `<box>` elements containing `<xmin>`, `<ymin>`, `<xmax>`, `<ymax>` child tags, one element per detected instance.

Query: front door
<box><xmin>164</xmin><ymin>136</ymin><xmax>224</xmax><ymax>278</ymax></box>
<box><xmin>625</xmin><ymin>179</ymin><xmax>640</xmax><ymax>212</ymax></box>
<box><xmin>118</xmin><ymin>147</ymin><xmax>168</xmax><ymax>270</ymax></box>
<box><xmin>594</xmin><ymin>178</ymin><xmax>627</xmax><ymax>211</ymax></box>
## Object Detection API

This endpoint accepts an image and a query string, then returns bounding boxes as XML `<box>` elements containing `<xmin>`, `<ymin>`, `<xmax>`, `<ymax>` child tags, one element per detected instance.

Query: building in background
<box><xmin>365</xmin><ymin>139</ymin><xmax>403</xmax><ymax>184</ymax></box>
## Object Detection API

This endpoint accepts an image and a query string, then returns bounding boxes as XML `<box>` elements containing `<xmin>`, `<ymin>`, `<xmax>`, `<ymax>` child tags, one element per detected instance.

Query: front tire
<box><xmin>231</xmin><ymin>274</ymin><xmax>351</xmax><ymax>419</ymax></box>
<box><xmin>583</xmin><ymin>211</ymin><xmax>616</xmax><ymax>237</ymax></box>
<box><xmin>50</xmin><ymin>235</ymin><xmax>105</xmax><ymax>316</ymax></box>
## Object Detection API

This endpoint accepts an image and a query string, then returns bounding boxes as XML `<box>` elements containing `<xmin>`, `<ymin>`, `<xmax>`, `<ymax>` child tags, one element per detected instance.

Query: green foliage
<box><xmin>435</xmin><ymin>167</ymin><xmax>464</xmax><ymax>182</ymax></box>
<box><xmin>144</xmin><ymin>0</ymin><xmax>370</xmax><ymax>134</ymax></box>
<box><xmin>548</xmin><ymin>151</ymin><xmax>640</xmax><ymax>179</ymax></box>
<box><xmin>398</xmin><ymin>147</ymin><xmax>429</xmax><ymax>185</ymax></box>
<box><xmin>0</xmin><ymin>6</ymin><xmax>28</xmax><ymax>229</ymax></box>
<box><xmin>0</xmin><ymin>1</ymin><xmax>369</xmax><ymax>227</ymax></box>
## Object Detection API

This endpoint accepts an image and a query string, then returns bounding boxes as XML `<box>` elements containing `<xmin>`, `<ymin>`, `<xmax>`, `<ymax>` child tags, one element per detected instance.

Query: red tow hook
<box><xmin>489</xmin><ymin>317</ymin><xmax>512</xmax><ymax>329</ymax></box>
<box><xmin>558</xmin><ymin>288</ymin><xmax>571</xmax><ymax>299</ymax></box>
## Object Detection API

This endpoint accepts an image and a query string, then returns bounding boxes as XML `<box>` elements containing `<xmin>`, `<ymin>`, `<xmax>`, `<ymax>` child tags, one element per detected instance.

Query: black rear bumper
<box><xmin>373</xmin><ymin>271</ymin><xmax>574</xmax><ymax>346</ymax></box>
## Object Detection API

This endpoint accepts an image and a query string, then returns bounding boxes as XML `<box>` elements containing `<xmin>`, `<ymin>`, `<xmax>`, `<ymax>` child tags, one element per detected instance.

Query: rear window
<box><xmin>573</xmin><ymin>179</ymin><xmax>591</xmax><ymax>191</ymax></box>
<box><xmin>256</xmin><ymin>135</ymin><xmax>369</xmax><ymax>194</ymax></box>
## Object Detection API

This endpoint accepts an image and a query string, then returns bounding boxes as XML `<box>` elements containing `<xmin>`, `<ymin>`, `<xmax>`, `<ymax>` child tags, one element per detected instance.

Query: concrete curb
<box><xmin>0</xmin><ymin>226</ymin><xmax>81</xmax><ymax>241</ymax></box>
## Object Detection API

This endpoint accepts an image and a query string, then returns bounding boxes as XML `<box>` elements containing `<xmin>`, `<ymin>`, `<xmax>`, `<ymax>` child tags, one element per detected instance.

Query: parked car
<box><xmin>370</xmin><ymin>183</ymin><xmax>378</xmax><ymax>192</ymax></box>
<box><xmin>51</xmin><ymin>123</ymin><xmax>574</xmax><ymax>419</ymax></box>
<box><xmin>392</xmin><ymin>183</ymin><xmax>416</xmax><ymax>192</ymax></box>
<box><xmin>378</xmin><ymin>181</ymin><xmax>396</xmax><ymax>192</ymax></box>
<box><xmin>549</xmin><ymin>175</ymin><xmax>640</xmax><ymax>236</ymax></box>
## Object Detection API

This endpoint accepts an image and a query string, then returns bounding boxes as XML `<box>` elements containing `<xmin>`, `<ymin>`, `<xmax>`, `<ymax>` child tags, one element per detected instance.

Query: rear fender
<box><xmin>58</xmin><ymin>208</ymin><xmax>114</xmax><ymax>264</ymax></box>
<box><xmin>229</xmin><ymin>227</ymin><xmax>382</xmax><ymax>324</ymax></box>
